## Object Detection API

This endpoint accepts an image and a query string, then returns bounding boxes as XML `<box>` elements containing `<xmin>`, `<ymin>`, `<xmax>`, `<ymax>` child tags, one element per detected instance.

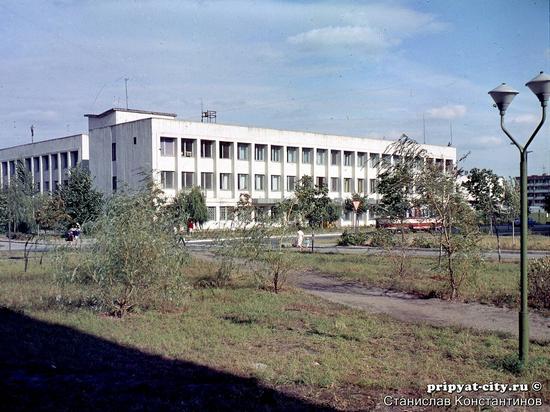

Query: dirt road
<box><xmin>291</xmin><ymin>271</ymin><xmax>550</xmax><ymax>343</ymax></box>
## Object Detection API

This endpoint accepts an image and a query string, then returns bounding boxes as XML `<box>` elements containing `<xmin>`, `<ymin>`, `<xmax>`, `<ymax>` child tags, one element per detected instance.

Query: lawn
<box><xmin>1</xmin><ymin>254</ymin><xmax>549</xmax><ymax>410</ymax></box>
<box><xmin>289</xmin><ymin>252</ymin><xmax>525</xmax><ymax>307</ymax></box>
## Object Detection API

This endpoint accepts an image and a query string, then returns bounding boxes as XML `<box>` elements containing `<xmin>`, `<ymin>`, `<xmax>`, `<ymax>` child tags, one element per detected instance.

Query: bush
<box><xmin>368</xmin><ymin>229</ymin><xmax>396</xmax><ymax>248</ymax></box>
<box><xmin>338</xmin><ymin>230</ymin><xmax>367</xmax><ymax>246</ymax></box>
<box><xmin>53</xmin><ymin>187</ymin><xmax>189</xmax><ymax>316</ymax></box>
<box><xmin>411</xmin><ymin>235</ymin><xmax>437</xmax><ymax>248</ymax></box>
<box><xmin>528</xmin><ymin>257</ymin><xmax>550</xmax><ymax>310</ymax></box>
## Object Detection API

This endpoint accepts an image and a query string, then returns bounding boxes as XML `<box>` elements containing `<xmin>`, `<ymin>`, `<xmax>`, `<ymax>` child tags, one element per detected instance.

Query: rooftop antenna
<box><xmin>449</xmin><ymin>120</ymin><xmax>453</xmax><ymax>146</ymax></box>
<box><xmin>30</xmin><ymin>125</ymin><xmax>34</xmax><ymax>143</ymax></box>
<box><xmin>124</xmin><ymin>77</ymin><xmax>129</xmax><ymax>109</ymax></box>
<box><xmin>201</xmin><ymin>109</ymin><xmax>217</xmax><ymax>123</ymax></box>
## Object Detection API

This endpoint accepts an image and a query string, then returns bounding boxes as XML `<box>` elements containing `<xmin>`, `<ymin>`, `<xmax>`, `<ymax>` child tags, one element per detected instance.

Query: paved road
<box><xmin>292</xmin><ymin>270</ymin><xmax>550</xmax><ymax>343</ymax></box>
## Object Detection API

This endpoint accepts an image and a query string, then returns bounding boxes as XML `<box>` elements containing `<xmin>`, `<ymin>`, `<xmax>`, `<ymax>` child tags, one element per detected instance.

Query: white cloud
<box><xmin>464</xmin><ymin>135</ymin><xmax>503</xmax><ymax>149</ymax></box>
<box><xmin>426</xmin><ymin>104</ymin><xmax>466</xmax><ymax>120</ymax></box>
<box><xmin>287</xmin><ymin>3</ymin><xmax>447</xmax><ymax>53</ymax></box>
<box><xmin>509</xmin><ymin>114</ymin><xmax>539</xmax><ymax>124</ymax></box>
<box><xmin>288</xmin><ymin>26</ymin><xmax>398</xmax><ymax>52</ymax></box>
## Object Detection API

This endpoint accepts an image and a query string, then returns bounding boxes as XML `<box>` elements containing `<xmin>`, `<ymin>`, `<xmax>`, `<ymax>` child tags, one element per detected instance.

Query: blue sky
<box><xmin>1</xmin><ymin>0</ymin><xmax>549</xmax><ymax>177</ymax></box>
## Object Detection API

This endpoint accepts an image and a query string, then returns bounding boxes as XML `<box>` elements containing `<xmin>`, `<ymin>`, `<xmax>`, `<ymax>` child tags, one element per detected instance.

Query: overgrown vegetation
<box><xmin>1</xmin><ymin>255</ymin><xmax>548</xmax><ymax>410</ymax></box>
<box><xmin>53</xmin><ymin>183</ymin><xmax>189</xmax><ymax>316</ymax></box>
<box><xmin>528</xmin><ymin>257</ymin><xmax>550</xmax><ymax>310</ymax></box>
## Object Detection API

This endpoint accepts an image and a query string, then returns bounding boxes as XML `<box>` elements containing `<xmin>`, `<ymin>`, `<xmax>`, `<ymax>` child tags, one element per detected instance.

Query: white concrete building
<box><xmin>0</xmin><ymin>134</ymin><xmax>89</xmax><ymax>192</ymax></box>
<box><xmin>0</xmin><ymin>107</ymin><xmax>457</xmax><ymax>226</ymax></box>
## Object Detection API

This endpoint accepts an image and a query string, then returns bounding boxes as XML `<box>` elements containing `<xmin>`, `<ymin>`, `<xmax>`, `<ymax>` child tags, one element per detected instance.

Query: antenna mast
<box><xmin>124</xmin><ymin>77</ymin><xmax>129</xmax><ymax>109</ymax></box>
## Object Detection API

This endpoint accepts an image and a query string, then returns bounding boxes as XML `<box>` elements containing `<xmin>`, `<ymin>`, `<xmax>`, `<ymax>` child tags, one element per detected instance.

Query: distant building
<box><xmin>1</xmin><ymin>107</ymin><xmax>457</xmax><ymax>226</ymax></box>
<box><xmin>517</xmin><ymin>174</ymin><xmax>550</xmax><ymax>211</ymax></box>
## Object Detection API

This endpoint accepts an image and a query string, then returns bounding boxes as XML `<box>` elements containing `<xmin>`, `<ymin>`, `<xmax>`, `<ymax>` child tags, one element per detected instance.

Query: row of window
<box><xmin>1</xmin><ymin>151</ymin><xmax>79</xmax><ymax>177</ymax></box>
<box><xmin>160</xmin><ymin>137</ymin><xmax>397</xmax><ymax>167</ymax></box>
<box><xmin>160</xmin><ymin>171</ymin><xmax>379</xmax><ymax>194</ymax></box>
<box><xmin>208</xmin><ymin>205</ymin><xmax>377</xmax><ymax>222</ymax></box>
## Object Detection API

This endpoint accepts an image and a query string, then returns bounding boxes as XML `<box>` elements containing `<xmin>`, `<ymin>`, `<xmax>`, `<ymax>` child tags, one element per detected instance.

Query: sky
<box><xmin>1</xmin><ymin>0</ymin><xmax>549</xmax><ymax>177</ymax></box>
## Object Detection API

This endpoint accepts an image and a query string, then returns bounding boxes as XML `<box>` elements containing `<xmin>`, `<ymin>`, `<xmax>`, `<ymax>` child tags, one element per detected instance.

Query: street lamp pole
<box><xmin>489</xmin><ymin>72</ymin><xmax>550</xmax><ymax>365</ymax></box>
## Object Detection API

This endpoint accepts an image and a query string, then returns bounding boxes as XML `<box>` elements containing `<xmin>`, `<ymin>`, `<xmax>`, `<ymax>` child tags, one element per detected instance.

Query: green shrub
<box><xmin>338</xmin><ymin>230</ymin><xmax>367</xmax><ymax>246</ymax></box>
<box><xmin>528</xmin><ymin>257</ymin><xmax>550</xmax><ymax>310</ymax></box>
<box><xmin>368</xmin><ymin>229</ymin><xmax>396</xmax><ymax>248</ymax></box>
<box><xmin>53</xmin><ymin>186</ymin><xmax>190</xmax><ymax>316</ymax></box>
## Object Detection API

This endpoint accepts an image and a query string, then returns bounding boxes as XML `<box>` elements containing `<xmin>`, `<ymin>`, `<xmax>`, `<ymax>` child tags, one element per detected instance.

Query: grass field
<box><xmin>289</xmin><ymin>252</ymin><xmax>525</xmax><ymax>307</ymax></box>
<box><xmin>1</xmin><ymin>254</ymin><xmax>549</xmax><ymax>410</ymax></box>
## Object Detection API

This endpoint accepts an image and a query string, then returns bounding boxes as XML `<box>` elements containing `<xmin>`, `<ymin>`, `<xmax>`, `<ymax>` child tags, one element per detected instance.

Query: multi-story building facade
<box><xmin>1</xmin><ymin>108</ymin><xmax>457</xmax><ymax>227</ymax></box>
<box><xmin>0</xmin><ymin>134</ymin><xmax>89</xmax><ymax>192</ymax></box>
<box><xmin>522</xmin><ymin>174</ymin><xmax>550</xmax><ymax>211</ymax></box>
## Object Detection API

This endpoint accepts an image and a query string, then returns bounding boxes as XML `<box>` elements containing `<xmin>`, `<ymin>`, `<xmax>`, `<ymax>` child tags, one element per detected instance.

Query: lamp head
<box><xmin>488</xmin><ymin>83</ymin><xmax>519</xmax><ymax>114</ymax></box>
<box><xmin>526</xmin><ymin>71</ymin><xmax>550</xmax><ymax>104</ymax></box>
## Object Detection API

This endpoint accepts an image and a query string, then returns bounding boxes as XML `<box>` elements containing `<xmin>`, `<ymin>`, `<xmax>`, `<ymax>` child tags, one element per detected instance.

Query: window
<box><xmin>201</xmin><ymin>140</ymin><xmax>213</xmax><ymax>158</ymax></box>
<box><xmin>238</xmin><ymin>173</ymin><xmax>249</xmax><ymax>190</ymax></box>
<box><xmin>271</xmin><ymin>146</ymin><xmax>282</xmax><ymax>162</ymax></box>
<box><xmin>370</xmin><ymin>178</ymin><xmax>377</xmax><ymax>194</ymax></box>
<box><xmin>344</xmin><ymin>151</ymin><xmax>353</xmax><ymax>166</ymax></box>
<box><xmin>357</xmin><ymin>152</ymin><xmax>366</xmax><ymax>167</ymax></box>
<box><xmin>287</xmin><ymin>175</ymin><xmax>296</xmax><ymax>192</ymax></box>
<box><xmin>219</xmin><ymin>173</ymin><xmax>231</xmax><ymax>190</ymax></box>
<box><xmin>33</xmin><ymin>157</ymin><xmax>39</xmax><ymax>172</ymax></box>
<box><xmin>70</xmin><ymin>151</ymin><xmax>78</xmax><ymax>166</ymax></box>
<box><xmin>54</xmin><ymin>180</ymin><xmax>59</xmax><ymax>190</ymax></box>
<box><xmin>207</xmin><ymin>206</ymin><xmax>217</xmax><ymax>221</ymax></box>
<box><xmin>1</xmin><ymin>162</ymin><xmax>7</xmax><ymax>176</ymax></box>
<box><xmin>133</xmin><ymin>136</ymin><xmax>137</xmax><ymax>145</ymax></box>
<box><xmin>161</xmin><ymin>171</ymin><xmax>175</xmax><ymax>189</ymax></box>
<box><xmin>316</xmin><ymin>149</ymin><xmax>327</xmax><ymax>165</ymax></box>
<box><xmin>201</xmin><ymin>172</ymin><xmax>213</xmax><ymax>190</ymax></box>
<box><xmin>330</xmin><ymin>177</ymin><xmax>339</xmax><ymax>192</ymax></box>
<box><xmin>255</xmin><ymin>174</ymin><xmax>265</xmax><ymax>190</ymax></box>
<box><xmin>43</xmin><ymin>180</ymin><xmax>50</xmax><ymax>192</ymax></box>
<box><xmin>287</xmin><ymin>147</ymin><xmax>297</xmax><ymax>163</ymax></box>
<box><xmin>61</xmin><ymin>153</ymin><xmax>68</xmax><ymax>169</ymax></box>
<box><xmin>182</xmin><ymin>139</ymin><xmax>194</xmax><ymax>157</ymax></box>
<box><xmin>255</xmin><ymin>144</ymin><xmax>266</xmax><ymax>161</ymax></box>
<box><xmin>219</xmin><ymin>142</ymin><xmax>232</xmax><ymax>159</ymax></box>
<box><xmin>182</xmin><ymin>172</ymin><xmax>194</xmax><ymax>188</ymax></box>
<box><xmin>302</xmin><ymin>148</ymin><xmax>312</xmax><ymax>164</ymax></box>
<box><xmin>25</xmin><ymin>158</ymin><xmax>31</xmax><ymax>171</ymax></box>
<box><xmin>219</xmin><ymin>206</ymin><xmax>233</xmax><ymax>221</ymax></box>
<box><xmin>52</xmin><ymin>155</ymin><xmax>58</xmax><ymax>170</ymax></box>
<box><xmin>112</xmin><ymin>176</ymin><xmax>117</xmax><ymax>192</ymax></box>
<box><xmin>9</xmin><ymin>161</ymin><xmax>15</xmax><ymax>175</ymax></box>
<box><xmin>343</xmin><ymin>210</ymin><xmax>352</xmax><ymax>221</ymax></box>
<box><xmin>344</xmin><ymin>178</ymin><xmax>353</xmax><ymax>193</ymax></box>
<box><xmin>271</xmin><ymin>175</ymin><xmax>281</xmax><ymax>191</ymax></box>
<box><xmin>370</xmin><ymin>153</ymin><xmax>379</xmax><ymax>167</ymax></box>
<box><xmin>382</xmin><ymin>154</ymin><xmax>391</xmax><ymax>167</ymax></box>
<box><xmin>331</xmin><ymin>150</ymin><xmax>340</xmax><ymax>166</ymax></box>
<box><xmin>358</xmin><ymin>178</ymin><xmax>365</xmax><ymax>193</ymax></box>
<box><xmin>237</xmin><ymin>143</ymin><xmax>250</xmax><ymax>160</ymax></box>
<box><xmin>160</xmin><ymin>137</ymin><xmax>175</xmax><ymax>156</ymax></box>
<box><xmin>316</xmin><ymin>176</ymin><xmax>326</xmax><ymax>187</ymax></box>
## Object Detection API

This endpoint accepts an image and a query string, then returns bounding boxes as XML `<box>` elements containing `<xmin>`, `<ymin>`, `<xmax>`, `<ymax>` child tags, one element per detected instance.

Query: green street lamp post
<box><xmin>489</xmin><ymin>71</ymin><xmax>550</xmax><ymax>364</ymax></box>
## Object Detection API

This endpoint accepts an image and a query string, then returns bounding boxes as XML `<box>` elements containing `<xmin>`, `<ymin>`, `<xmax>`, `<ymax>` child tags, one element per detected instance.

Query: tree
<box><xmin>35</xmin><ymin>192</ymin><xmax>70</xmax><ymax>232</ymax></box>
<box><xmin>462</xmin><ymin>168</ymin><xmax>504</xmax><ymax>231</ymax></box>
<box><xmin>376</xmin><ymin>135</ymin><xmax>427</xmax><ymax>276</ymax></box>
<box><xmin>5</xmin><ymin>160</ymin><xmax>37</xmax><ymax>235</ymax></box>
<box><xmin>501</xmin><ymin>178</ymin><xmax>520</xmax><ymax>245</ymax></box>
<box><xmin>344</xmin><ymin>193</ymin><xmax>368</xmax><ymax>226</ymax></box>
<box><xmin>54</xmin><ymin>185</ymin><xmax>189</xmax><ymax>317</ymax></box>
<box><xmin>59</xmin><ymin>165</ymin><xmax>103</xmax><ymax>227</ymax></box>
<box><xmin>293</xmin><ymin>176</ymin><xmax>340</xmax><ymax>250</ymax></box>
<box><xmin>180</xmin><ymin>186</ymin><xmax>208</xmax><ymax>227</ymax></box>
<box><xmin>416</xmin><ymin>163</ymin><xmax>481</xmax><ymax>300</ymax></box>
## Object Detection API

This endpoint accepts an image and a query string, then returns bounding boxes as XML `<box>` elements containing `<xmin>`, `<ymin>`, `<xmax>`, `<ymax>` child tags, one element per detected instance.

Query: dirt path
<box><xmin>291</xmin><ymin>271</ymin><xmax>550</xmax><ymax>343</ymax></box>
